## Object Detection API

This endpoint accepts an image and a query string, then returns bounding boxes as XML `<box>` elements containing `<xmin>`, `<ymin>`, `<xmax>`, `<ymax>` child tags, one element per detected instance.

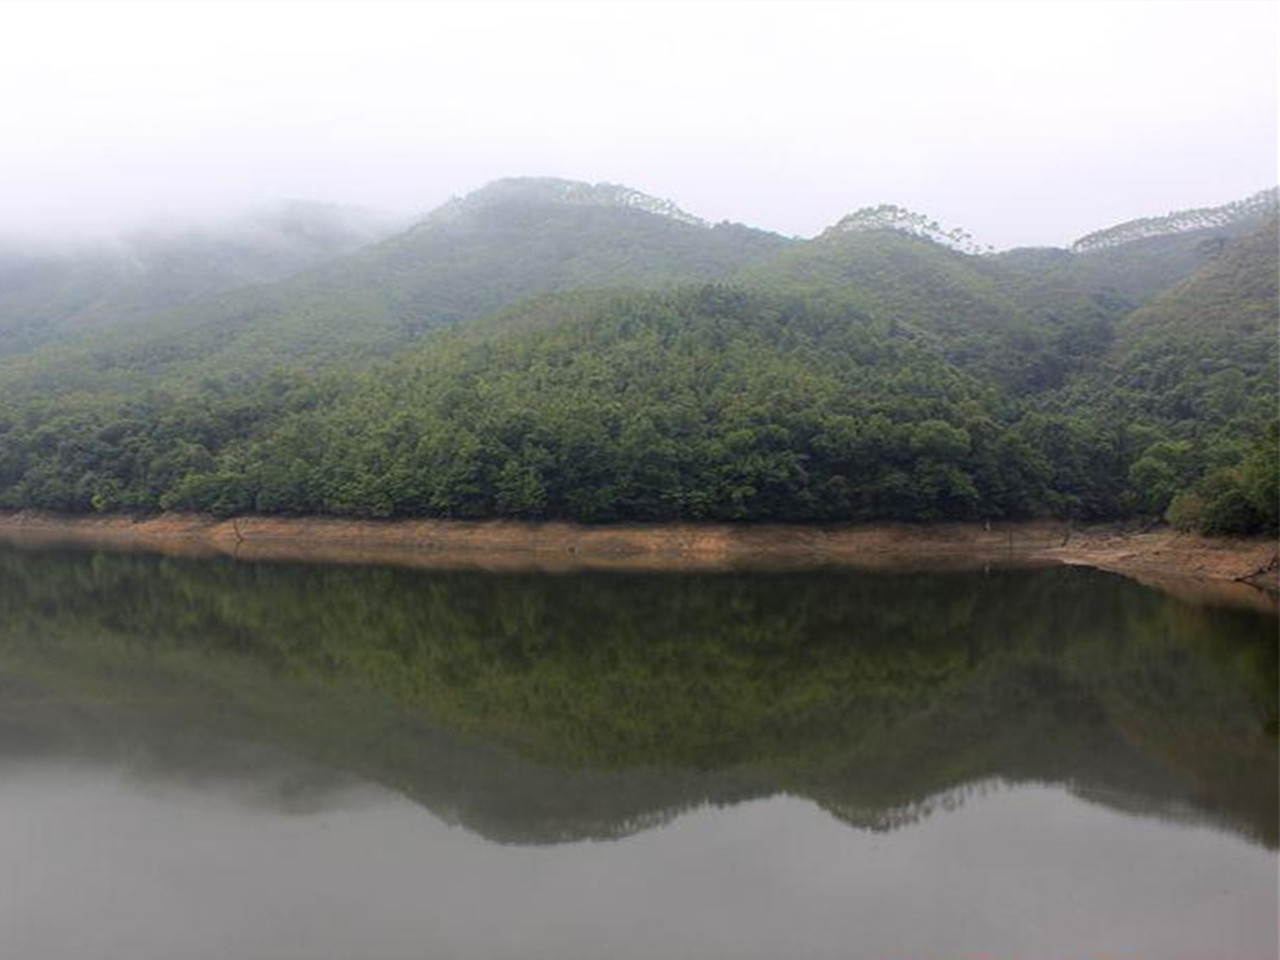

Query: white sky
<box><xmin>0</xmin><ymin>0</ymin><xmax>1275</xmax><ymax>249</ymax></box>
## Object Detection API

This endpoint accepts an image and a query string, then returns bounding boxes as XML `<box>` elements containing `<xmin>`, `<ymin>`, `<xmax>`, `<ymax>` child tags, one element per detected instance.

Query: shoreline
<box><xmin>0</xmin><ymin>511</ymin><xmax>1275</xmax><ymax>604</ymax></box>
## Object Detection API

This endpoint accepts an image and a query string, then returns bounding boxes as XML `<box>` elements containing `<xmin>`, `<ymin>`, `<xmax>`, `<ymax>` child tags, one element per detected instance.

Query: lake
<box><xmin>0</xmin><ymin>543</ymin><xmax>1275</xmax><ymax>959</ymax></box>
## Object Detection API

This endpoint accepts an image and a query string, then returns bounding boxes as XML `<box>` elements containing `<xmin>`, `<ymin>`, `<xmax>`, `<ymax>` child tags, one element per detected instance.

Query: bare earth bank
<box><xmin>0</xmin><ymin>511</ymin><xmax>1275</xmax><ymax>607</ymax></box>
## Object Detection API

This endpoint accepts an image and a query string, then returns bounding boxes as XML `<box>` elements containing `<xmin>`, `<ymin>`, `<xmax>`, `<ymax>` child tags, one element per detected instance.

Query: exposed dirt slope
<box><xmin>0</xmin><ymin>512</ymin><xmax>1274</xmax><ymax>601</ymax></box>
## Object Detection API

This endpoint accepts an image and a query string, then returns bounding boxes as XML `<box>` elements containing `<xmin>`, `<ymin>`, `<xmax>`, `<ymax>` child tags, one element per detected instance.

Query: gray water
<box><xmin>0</xmin><ymin>545</ymin><xmax>1275</xmax><ymax>959</ymax></box>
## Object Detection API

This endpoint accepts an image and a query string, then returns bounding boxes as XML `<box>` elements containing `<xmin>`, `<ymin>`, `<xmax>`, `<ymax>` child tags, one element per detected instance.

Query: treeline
<box><xmin>1071</xmin><ymin>187</ymin><xmax>1279</xmax><ymax>252</ymax></box>
<box><xmin>1</xmin><ymin>285</ymin><xmax>1272</xmax><ymax>531</ymax></box>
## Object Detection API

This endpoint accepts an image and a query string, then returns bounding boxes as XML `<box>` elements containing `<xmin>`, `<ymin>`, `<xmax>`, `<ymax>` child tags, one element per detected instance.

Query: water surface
<box><xmin>0</xmin><ymin>545</ymin><xmax>1275</xmax><ymax>958</ymax></box>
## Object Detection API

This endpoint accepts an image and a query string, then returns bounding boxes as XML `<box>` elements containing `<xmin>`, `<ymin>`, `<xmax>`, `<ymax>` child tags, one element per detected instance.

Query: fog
<box><xmin>1</xmin><ymin>1</ymin><xmax>1274</xmax><ymax>250</ymax></box>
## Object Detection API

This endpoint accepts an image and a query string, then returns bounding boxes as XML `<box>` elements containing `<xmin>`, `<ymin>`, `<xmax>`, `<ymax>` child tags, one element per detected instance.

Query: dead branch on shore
<box><xmin>1233</xmin><ymin>549</ymin><xmax>1279</xmax><ymax>584</ymax></box>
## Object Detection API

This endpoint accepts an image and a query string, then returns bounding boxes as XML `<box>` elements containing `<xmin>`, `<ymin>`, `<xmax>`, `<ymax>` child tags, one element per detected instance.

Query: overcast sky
<box><xmin>1</xmin><ymin>1</ymin><xmax>1275</xmax><ymax>249</ymax></box>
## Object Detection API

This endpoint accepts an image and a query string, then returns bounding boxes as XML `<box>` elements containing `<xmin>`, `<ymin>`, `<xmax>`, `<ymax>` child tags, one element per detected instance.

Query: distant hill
<box><xmin>1040</xmin><ymin>216</ymin><xmax>1280</xmax><ymax>436</ymax></box>
<box><xmin>424</xmin><ymin>176</ymin><xmax>711</xmax><ymax>227</ymax></box>
<box><xmin>821</xmin><ymin>204</ymin><xmax>989</xmax><ymax>255</ymax></box>
<box><xmin>1115</xmin><ymin>216</ymin><xmax>1279</xmax><ymax>348</ymax></box>
<box><xmin>1071</xmin><ymin>188</ymin><xmax>1278</xmax><ymax>252</ymax></box>
<box><xmin>319</xmin><ymin>176</ymin><xmax>791</xmax><ymax>334</ymax></box>
<box><xmin>1035</xmin><ymin>218</ymin><xmax>1280</xmax><ymax>529</ymax></box>
<box><xmin>996</xmin><ymin>190</ymin><xmax>1277</xmax><ymax>319</ymax></box>
<box><xmin>0</xmin><ymin>201</ymin><xmax>398</xmax><ymax>356</ymax></box>
<box><xmin>3</xmin><ymin>179</ymin><xmax>1263</xmax><ymax>397</ymax></box>
<box><xmin>0</xmin><ymin>178</ymin><xmax>790</xmax><ymax>394</ymax></box>
<box><xmin>1110</xmin><ymin>217</ymin><xmax>1279</xmax><ymax>426</ymax></box>
<box><xmin>736</xmin><ymin>224</ymin><xmax>1057</xmax><ymax>389</ymax></box>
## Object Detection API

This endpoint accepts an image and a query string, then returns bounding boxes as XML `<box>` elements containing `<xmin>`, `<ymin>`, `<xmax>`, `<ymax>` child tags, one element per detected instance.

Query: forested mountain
<box><xmin>0</xmin><ymin>201</ymin><xmax>398</xmax><ymax>358</ymax></box>
<box><xmin>1071</xmin><ymin>188</ymin><xmax>1277</xmax><ymax>253</ymax></box>
<box><xmin>1088</xmin><ymin>218</ymin><xmax>1280</xmax><ymax>532</ymax></box>
<box><xmin>0</xmin><ymin>180</ymin><xmax>1274</xmax><ymax>532</ymax></box>
<box><xmin>737</xmin><ymin>225</ymin><xmax>1068</xmax><ymax>391</ymax></box>
<box><xmin>997</xmin><ymin>191</ymin><xmax>1277</xmax><ymax>322</ymax></box>
<box><xmin>0</xmin><ymin>178</ymin><xmax>788</xmax><ymax>395</ymax></box>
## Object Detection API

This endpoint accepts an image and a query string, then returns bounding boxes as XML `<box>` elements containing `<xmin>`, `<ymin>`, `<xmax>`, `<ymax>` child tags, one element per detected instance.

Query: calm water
<box><xmin>0</xmin><ymin>544</ymin><xmax>1275</xmax><ymax>959</ymax></box>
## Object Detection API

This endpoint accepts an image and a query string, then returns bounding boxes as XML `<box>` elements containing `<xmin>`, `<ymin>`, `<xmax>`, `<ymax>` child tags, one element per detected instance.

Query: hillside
<box><xmin>0</xmin><ymin>180</ymin><xmax>1273</xmax><ymax>531</ymax></box>
<box><xmin>1</xmin><ymin>179</ymin><xmax>1259</xmax><ymax>399</ymax></box>
<box><xmin>736</xmin><ymin>224</ymin><xmax>1066</xmax><ymax>390</ymax></box>
<box><xmin>1052</xmin><ymin>217</ymin><xmax>1280</xmax><ymax>453</ymax></box>
<box><xmin>1115</xmin><ymin>216</ymin><xmax>1279</xmax><ymax>362</ymax></box>
<box><xmin>995</xmin><ymin>191</ymin><xmax>1277</xmax><ymax>321</ymax></box>
<box><xmin>0</xmin><ymin>178</ymin><xmax>790</xmax><ymax>396</ymax></box>
<box><xmin>0</xmin><ymin>201</ymin><xmax>398</xmax><ymax>357</ymax></box>
<box><xmin>740</xmin><ymin>193</ymin><xmax>1278</xmax><ymax>393</ymax></box>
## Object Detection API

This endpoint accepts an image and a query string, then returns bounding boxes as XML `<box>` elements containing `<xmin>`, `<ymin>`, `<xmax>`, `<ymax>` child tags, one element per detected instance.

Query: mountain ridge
<box><xmin>0</xmin><ymin>178</ymin><xmax>1273</xmax><ymax>534</ymax></box>
<box><xmin>1071</xmin><ymin>187</ymin><xmax>1279</xmax><ymax>253</ymax></box>
<box><xmin>421</xmin><ymin>176</ymin><xmax>711</xmax><ymax>228</ymax></box>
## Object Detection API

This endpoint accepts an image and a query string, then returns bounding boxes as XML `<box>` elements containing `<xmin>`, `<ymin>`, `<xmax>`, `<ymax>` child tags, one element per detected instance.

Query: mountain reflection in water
<box><xmin>0</xmin><ymin>545</ymin><xmax>1274</xmax><ymax>848</ymax></box>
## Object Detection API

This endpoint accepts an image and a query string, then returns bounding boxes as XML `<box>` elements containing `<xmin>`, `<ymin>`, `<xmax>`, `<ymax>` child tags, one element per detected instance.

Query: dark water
<box><xmin>0</xmin><ymin>545</ymin><xmax>1275</xmax><ymax>959</ymax></box>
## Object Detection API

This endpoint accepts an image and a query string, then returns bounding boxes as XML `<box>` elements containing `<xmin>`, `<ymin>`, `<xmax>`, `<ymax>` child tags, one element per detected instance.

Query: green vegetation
<box><xmin>1070</xmin><ymin>188</ymin><xmax>1278</xmax><ymax>252</ymax></box>
<box><xmin>0</xmin><ymin>178</ymin><xmax>787</xmax><ymax>394</ymax></box>
<box><xmin>0</xmin><ymin>201</ymin><xmax>397</xmax><ymax>357</ymax></box>
<box><xmin>0</xmin><ymin>180</ymin><xmax>1274</xmax><ymax>533</ymax></box>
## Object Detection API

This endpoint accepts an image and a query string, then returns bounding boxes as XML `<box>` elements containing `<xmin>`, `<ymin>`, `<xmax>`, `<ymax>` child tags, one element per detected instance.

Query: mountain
<box><xmin>424</xmin><ymin>177</ymin><xmax>712</xmax><ymax>227</ymax></box>
<box><xmin>1114</xmin><ymin>215</ymin><xmax>1279</xmax><ymax>358</ymax></box>
<box><xmin>735</xmin><ymin>222</ymin><xmax>1058</xmax><ymax>390</ymax></box>
<box><xmin>0</xmin><ymin>201</ymin><xmax>399</xmax><ymax>357</ymax></box>
<box><xmin>0</xmin><ymin>178</ymin><xmax>790</xmax><ymax>395</ymax></box>
<box><xmin>0</xmin><ymin>179</ymin><xmax>1273</xmax><ymax>531</ymax></box>
<box><xmin>1035</xmin><ymin>216</ymin><xmax>1280</xmax><ymax>528</ymax></box>
<box><xmin>995</xmin><ymin>188</ymin><xmax>1278</xmax><ymax>317</ymax></box>
<box><xmin>1071</xmin><ymin>188</ymin><xmax>1278</xmax><ymax>253</ymax></box>
<box><xmin>1063</xmin><ymin>216</ymin><xmax>1280</xmax><ymax>438</ymax></box>
<box><xmin>3</xmin><ymin>180</ymin><xmax>1264</xmax><ymax>398</ymax></box>
<box><xmin>737</xmin><ymin>192</ymin><xmax>1279</xmax><ymax>393</ymax></box>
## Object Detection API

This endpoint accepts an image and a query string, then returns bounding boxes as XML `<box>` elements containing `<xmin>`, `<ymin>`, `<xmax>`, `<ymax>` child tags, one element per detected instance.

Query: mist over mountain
<box><xmin>0</xmin><ymin>201</ymin><xmax>401</xmax><ymax>355</ymax></box>
<box><xmin>0</xmin><ymin>179</ymin><xmax>789</xmax><ymax>387</ymax></box>
<box><xmin>0</xmin><ymin>177</ymin><xmax>1274</xmax><ymax>534</ymax></box>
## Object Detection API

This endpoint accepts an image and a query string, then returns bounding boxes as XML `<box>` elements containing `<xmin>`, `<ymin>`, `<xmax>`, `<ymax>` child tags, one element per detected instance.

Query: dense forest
<box><xmin>0</xmin><ymin>179</ymin><xmax>1275</xmax><ymax>533</ymax></box>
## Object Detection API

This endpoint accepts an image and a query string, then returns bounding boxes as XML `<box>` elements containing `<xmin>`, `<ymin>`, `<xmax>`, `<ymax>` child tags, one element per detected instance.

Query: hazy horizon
<box><xmin>1</xmin><ymin>1</ymin><xmax>1275</xmax><ymax>250</ymax></box>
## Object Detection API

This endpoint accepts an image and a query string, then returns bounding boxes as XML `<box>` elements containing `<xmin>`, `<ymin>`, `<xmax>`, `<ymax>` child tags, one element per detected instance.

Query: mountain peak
<box><xmin>428</xmin><ymin>177</ymin><xmax>708</xmax><ymax>227</ymax></box>
<box><xmin>823</xmin><ymin>204</ymin><xmax>989</xmax><ymax>255</ymax></box>
<box><xmin>1071</xmin><ymin>187</ymin><xmax>1279</xmax><ymax>253</ymax></box>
